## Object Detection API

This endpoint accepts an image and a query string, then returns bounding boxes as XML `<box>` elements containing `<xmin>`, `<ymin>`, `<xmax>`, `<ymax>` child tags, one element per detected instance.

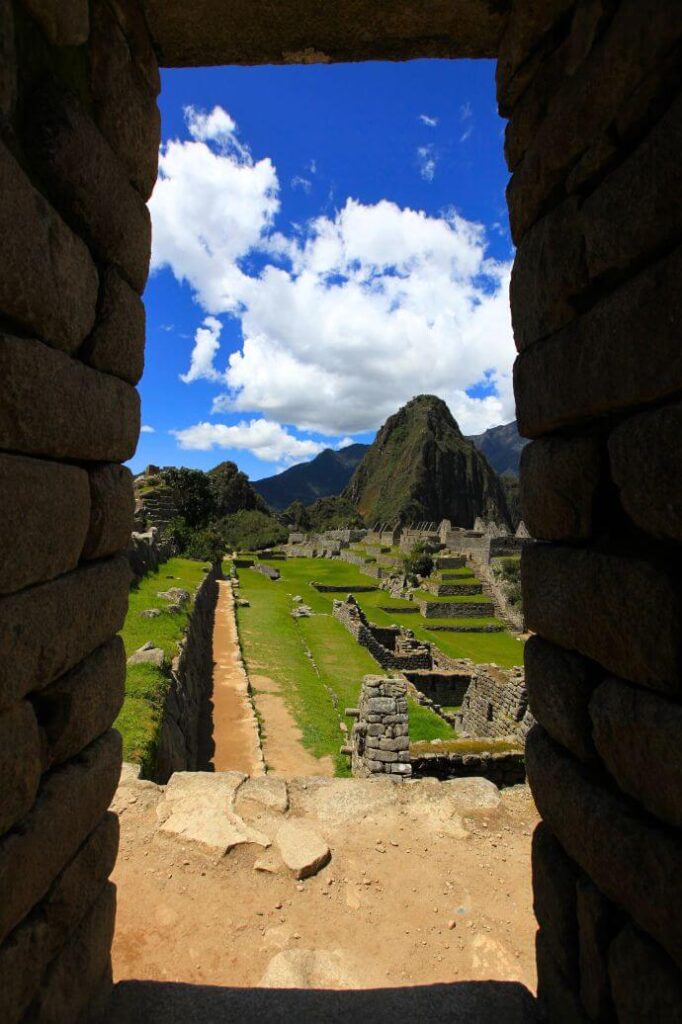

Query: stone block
<box><xmin>520</xmin><ymin>436</ymin><xmax>601</xmax><ymax>541</ymax></box>
<box><xmin>0</xmin><ymin>0</ymin><xmax>16</xmax><ymax>123</ymax></box>
<box><xmin>506</xmin><ymin>0</ymin><xmax>681</xmax><ymax>240</ymax></box>
<box><xmin>371</xmin><ymin>749</ymin><xmax>398</xmax><ymax>763</ymax></box>
<box><xmin>0</xmin><ymin>334</ymin><xmax>140</xmax><ymax>462</ymax></box>
<box><xmin>89</xmin><ymin>0</ymin><xmax>160</xmax><ymax>199</ymax></box>
<box><xmin>0</xmin><ymin>556</ymin><xmax>131</xmax><ymax>710</ymax></box>
<box><xmin>379</xmin><ymin>736</ymin><xmax>409</xmax><ymax>752</ymax></box>
<box><xmin>496</xmin><ymin>0</ymin><xmax>576</xmax><ymax>114</ymax></box>
<box><xmin>23</xmin><ymin>0</ymin><xmax>89</xmax><ymax>44</ymax></box>
<box><xmin>0</xmin><ymin>142</ymin><xmax>98</xmax><ymax>352</ymax></box>
<box><xmin>22</xmin><ymin>882</ymin><xmax>116</xmax><ymax>1024</ymax></box>
<box><xmin>582</xmin><ymin>91</ymin><xmax>682</xmax><ymax>282</ymax></box>
<box><xmin>0</xmin><ymin>454</ymin><xmax>90</xmax><ymax>595</ymax></box>
<box><xmin>142</xmin><ymin>0</ymin><xmax>506</xmax><ymax>67</ymax></box>
<box><xmin>81</xmin><ymin>268</ymin><xmax>146</xmax><ymax>384</ymax></box>
<box><xmin>33</xmin><ymin>638</ymin><xmax>126</xmax><ymax>769</ymax></box>
<box><xmin>82</xmin><ymin>464</ymin><xmax>135</xmax><ymax>561</ymax></box>
<box><xmin>0</xmin><ymin>702</ymin><xmax>42</xmax><ymax>836</ymax></box>
<box><xmin>0</xmin><ymin>729</ymin><xmax>121</xmax><ymax>945</ymax></box>
<box><xmin>0</xmin><ymin>813</ymin><xmax>118</xmax><ymax>1023</ymax></box>
<box><xmin>526</xmin><ymin>725</ymin><xmax>682</xmax><ymax>969</ymax></box>
<box><xmin>514</xmin><ymin>244</ymin><xmax>682</xmax><ymax>438</ymax></box>
<box><xmin>365</xmin><ymin>697</ymin><xmax>396</xmax><ymax>714</ymax></box>
<box><xmin>536</xmin><ymin>930</ymin><xmax>591</xmax><ymax>1024</ymax></box>
<box><xmin>531</xmin><ymin>823</ymin><xmax>579</xmax><ymax>984</ymax></box>
<box><xmin>590</xmin><ymin>677</ymin><xmax>682</xmax><ymax>829</ymax></box>
<box><xmin>525</xmin><ymin>636</ymin><xmax>599</xmax><ymax>763</ymax></box>
<box><xmin>608</xmin><ymin>401</ymin><xmax>682</xmax><ymax>542</ymax></box>
<box><xmin>510</xmin><ymin>197</ymin><xmax>587</xmax><ymax>350</ymax></box>
<box><xmin>27</xmin><ymin>86</ymin><xmax>151</xmax><ymax>293</ymax></box>
<box><xmin>609</xmin><ymin>923</ymin><xmax>682</xmax><ymax>1023</ymax></box>
<box><xmin>521</xmin><ymin>542</ymin><xmax>682</xmax><ymax>694</ymax></box>
<box><xmin>577</xmin><ymin>878</ymin><xmax>618</xmax><ymax>1021</ymax></box>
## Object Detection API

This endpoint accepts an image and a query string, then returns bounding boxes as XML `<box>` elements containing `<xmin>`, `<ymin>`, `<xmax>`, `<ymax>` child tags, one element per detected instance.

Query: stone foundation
<box><xmin>411</xmin><ymin>750</ymin><xmax>526</xmax><ymax>787</ymax></box>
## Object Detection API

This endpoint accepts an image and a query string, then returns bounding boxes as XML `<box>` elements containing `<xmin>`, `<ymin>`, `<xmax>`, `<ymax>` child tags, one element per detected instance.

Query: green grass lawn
<box><xmin>232</xmin><ymin>559</ymin><xmax>455</xmax><ymax>775</ymax></box>
<box><xmin>115</xmin><ymin>557</ymin><xmax>211</xmax><ymax>773</ymax></box>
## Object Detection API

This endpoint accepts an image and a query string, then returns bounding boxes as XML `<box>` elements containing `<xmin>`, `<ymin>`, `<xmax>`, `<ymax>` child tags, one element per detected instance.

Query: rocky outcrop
<box><xmin>343</xmin><ymin>395</ymin><xmax>510</xmax><ymax>528</ymax></box>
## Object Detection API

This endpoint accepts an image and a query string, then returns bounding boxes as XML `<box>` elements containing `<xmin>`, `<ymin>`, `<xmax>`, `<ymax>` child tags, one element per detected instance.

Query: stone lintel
<box><xmin>142</xmin><ymin>0</ymin><xmax>508</xmax><ymax>68</ymax></box>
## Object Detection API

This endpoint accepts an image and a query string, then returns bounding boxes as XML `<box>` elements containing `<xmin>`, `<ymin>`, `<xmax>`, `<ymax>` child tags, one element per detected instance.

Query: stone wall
<box><xmin>333</xmin><ymin>595</ymin><xmax>432</xmax><ymax>671</ymax></box>
<box><xmin>154</xmin><ymin>567</ymin><xmax>220</xmax><ymax>783</ymax></box>
<box><xmin>126</xmin><ymin>527</ymin><xmax>175</xmax><ymax>579</ymax></box>
<box><xmin>411</xmin><ymin>750</ymin><xmax>526</xmax><ymax>787</ymax></box>
<box><xmin>418</xmin><ymin>598</ymin><xmax>495</xmax><ymax>618</ymax></box>
<box><xmin>349</xmin><ymin>676</ymin><xmax>411</xmax><ymax>778</ymax></box>
<box><xmin>502</xmin><ymin>0</ymin><xmax>682</xmax><ymax>1018</ymax></box>
<box><xmin>456</xmin><ymin>665</ymin><xmax>533</xmax><ymax>741</ymax></box>
<box><xmin>0</xmin><ymin>1</ymin><xmax>158</xmax><ymax>1018</ymax></box>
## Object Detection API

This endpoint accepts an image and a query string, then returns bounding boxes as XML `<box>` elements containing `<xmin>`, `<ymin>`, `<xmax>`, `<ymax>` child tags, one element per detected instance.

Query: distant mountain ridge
<box><xmin>466</xmin><ymin>420</ymin><xmax>527</xmax><ymax>477</ymax></box>
<box><xmin>343</xmin><ymin>395</ymin><xmax>510</xmax><ymax>527</ymax></box>
<box><xmin>253</xmin><ymin>443</ymin><xmax>370</xmax><ymax>510</ymax></box>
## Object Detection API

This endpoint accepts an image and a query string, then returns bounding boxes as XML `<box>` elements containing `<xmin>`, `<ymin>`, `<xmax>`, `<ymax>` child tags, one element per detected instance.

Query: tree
<box><xmin>282</xmin><ymin>500</ymin><xmax>311</xmax><ymax>530</ymax></box>
<box><xmin>402</xmin><ymin>541</ymin><xmax>434</xmax><ymax>578</ymax></box>
<box><xmin>208</xmin><ymin>461</ymin><xmax>269</xmax><ymax>517</ymax></box>
<box><xmin>162</xmin><ymin>467</ymin><xmax>214</xmax><ymax>529</ymax></box>
<box><xmin>215</xmin><ymin>509</ymin><xmax>288</xmax><ymax>552</ymax></box>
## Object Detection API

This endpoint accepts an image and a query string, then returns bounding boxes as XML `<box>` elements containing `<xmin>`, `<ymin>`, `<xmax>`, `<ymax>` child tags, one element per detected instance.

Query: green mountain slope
<box><xmin>466</xmin><ymin>420</ymin><xmax>528</xmax><ymax>477</ymax></box>
<box><xmin>253</xmin><ymin>443</ymin><xmax>369</xmax><ymax>510</ymax></box>
<box><xmin>343</xmin><ymin>395</ymin><xmax>510</xmax><ymax>527</ymax></box>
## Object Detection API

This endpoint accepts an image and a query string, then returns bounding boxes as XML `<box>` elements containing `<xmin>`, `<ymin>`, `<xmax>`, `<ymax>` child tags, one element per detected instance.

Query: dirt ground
<box><xmin>111</xmin><ymin>773</ymin><xmax>540</xmax><ymax>993</ymax></box>
<box><xmin>209</xmin><ymin>581</ymin><xmax>263</xmax><ymax>775</ymax></box>
<box><xmin>250</xmin><ymin>673</ymin><xmax>335</xmax><ymax>777</ymax></box>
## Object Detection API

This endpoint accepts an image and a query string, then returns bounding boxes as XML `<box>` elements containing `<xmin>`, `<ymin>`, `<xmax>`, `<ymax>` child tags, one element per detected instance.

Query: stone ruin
<box><xmin>347</xmin><ymin>677</ymin><xmax>411</xmax><ymax>779</ymax></box>
<box><xmin>0</xmin><ymin>1</ymin><xmax>680</xmax><ymax>1020</ymax></box>
<box><xmin>332</xmin><ymin>594</ymin><xmax>431</xmax><ymax>671</ymax></box>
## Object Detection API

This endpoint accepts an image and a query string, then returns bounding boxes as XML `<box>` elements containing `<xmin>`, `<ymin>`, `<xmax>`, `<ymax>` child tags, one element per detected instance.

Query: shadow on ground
<box><xmin>106</xmin><ymin>979</ymin><xmax>543</xmax><ymax>1023</ymax></box>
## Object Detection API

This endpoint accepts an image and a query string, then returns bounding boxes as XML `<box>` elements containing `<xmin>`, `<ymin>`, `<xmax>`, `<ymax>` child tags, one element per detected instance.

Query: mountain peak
<box><xmin>343</xmin><ymin>397</ymin><xmax>509</xmax><ymax>527</ymax></box>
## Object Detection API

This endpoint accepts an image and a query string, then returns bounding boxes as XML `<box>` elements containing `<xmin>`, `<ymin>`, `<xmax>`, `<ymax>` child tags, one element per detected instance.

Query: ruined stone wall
<box><xmin>155</xmin><ymin>567</ymin><xmax>220</xmax><ymax>783</ymax></box>
<box><xmin>350</xmin><ymin>676</ymin><xmax>411</xmax><ymax>778</ymax></box>
<box><xmin>502</xmin><ymin>1</ymin><xmax>682</xmax><ymax>1018</ymax></box>
<box><xmin>333</xmin><ymin>596</ymin><xmax>432</xmax><ymax>671</ymax></box>
<box><xmin>126</xmin><ymin>527</ymin><xmax>175</xmax><ymax>579</ymax></box>
<box><xmin>411</xmin><ymin>750</ymin><xmax>526</xmax><ymax>787</ymax></box>
<box><xmin>0</xmin><ymin>2</ymin><xmax>158</xmax><ymax>1019</ymax></box>
<box><xmin>457</xmin><ymin>666</ymin><xmax>532</xmax><ymax>741</ymax></box>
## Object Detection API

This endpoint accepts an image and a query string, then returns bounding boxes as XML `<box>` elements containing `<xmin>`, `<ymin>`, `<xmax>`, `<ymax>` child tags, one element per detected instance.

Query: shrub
<box><xmin>215</xmin><ymin>509</ymin><xmax>288</xmax><ymax>552</ymax></box>
<box><xmin>403</xmin><ymin>541</ymin><xmax>434</xmax><ymax>578</ymax></box>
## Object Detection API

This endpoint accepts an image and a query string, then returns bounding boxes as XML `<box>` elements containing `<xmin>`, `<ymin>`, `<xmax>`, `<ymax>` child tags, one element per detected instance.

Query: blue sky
<box><xmin>133</xmin><ymin>59</ymin><xmax>513</xmax><ymax>478</ymax></box>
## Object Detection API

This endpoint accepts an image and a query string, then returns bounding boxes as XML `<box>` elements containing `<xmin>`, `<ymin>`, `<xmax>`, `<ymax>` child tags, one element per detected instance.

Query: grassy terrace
<box><xmin>232</xmin><ymin>556</ymin><xmax>455</xmax><ymax>776</ymax></box>
<box><xmin>115</xmin><ymin>557</ymin><xmax>210</xmax><ymax>774</ymax></box>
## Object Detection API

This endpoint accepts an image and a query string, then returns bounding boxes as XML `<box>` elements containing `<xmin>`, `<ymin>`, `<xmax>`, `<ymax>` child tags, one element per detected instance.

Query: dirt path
<box><xmin>210</xmin><ymin>581</ymin><xmax>264</xmax><ymax>775</ymax></box>
<box><xmin>251</xmin><ymin>674</ymin><xmax>334</xmax><ymax>777</ymax></box>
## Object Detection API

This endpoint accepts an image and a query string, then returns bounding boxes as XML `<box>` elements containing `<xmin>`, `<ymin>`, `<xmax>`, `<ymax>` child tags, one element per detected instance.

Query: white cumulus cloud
<box><xmin>419</xmin><ymin>114</ymin><xmax>438</xmax><ymax>127</ymax></box>
<box><xmin>140</xmin><ymin>425</ymin><xmax>155</xmax><ymax>434</ymax></box>
<box><xmin>171</xmin><ymin>419</ymin><xmax>327</xmax><ymax>465</ymax></box>
<box><xmin>150</xmin><ymin>106</ymin><xmax>515</xmax><ymax>447</ymax></box>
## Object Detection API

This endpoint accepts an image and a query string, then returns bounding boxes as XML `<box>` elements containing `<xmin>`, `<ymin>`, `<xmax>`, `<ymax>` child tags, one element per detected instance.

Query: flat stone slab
<box><xmin>156</xmin><ymin>772</ymin><xmax>270</xmax><ymax>857</ymax></box>
<box><xmin>441</xmin><ymin>777</ymin><xmax>502</xmax><ymax>814</ymax></box>
<box><xmin>259</xmin><ymin>949</ymin><xmax>359</xmax><ymax>989</ymax></box>
<box><xmin>237</xmin><ymin>776</ymin><xmax>289</xmax><ymax>815</ymax></box>
<box><xmin>275</xmin><ymin>820</ymin><xmax>331</xmax><ymax>879</ymax></box>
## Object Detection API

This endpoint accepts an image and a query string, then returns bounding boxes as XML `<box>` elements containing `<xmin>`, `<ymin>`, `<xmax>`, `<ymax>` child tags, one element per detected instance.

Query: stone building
<box><xmin>0</xmin><ymin>1</ymin><xmax>680</xmax><ymax>1021</ymax></box>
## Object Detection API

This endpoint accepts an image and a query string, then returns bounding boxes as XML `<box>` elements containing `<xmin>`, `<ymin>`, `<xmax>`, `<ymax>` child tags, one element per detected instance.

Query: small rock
<box><xmin>139</xmin><ymin>608</ymin><xmax>162</xmax><ymax>619</ymax></box>
<box><xmin>448</xmin><ymin>920</ymin><xmax>456</xmax><ymax>930</ymax></box>
<box><xmin>127</xmin><ymin>644</ymin><xmax>164</xmax><ymax>668</ymax></box>
<box><xmin>276</xmin><ymin>821</ymin><xmax>331</xmax><ymax>880</ymax></box>
<box><xmin>157</xmin><ymin>587</ymin><xmax>191</xmax><ymax>604</ymax></box>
